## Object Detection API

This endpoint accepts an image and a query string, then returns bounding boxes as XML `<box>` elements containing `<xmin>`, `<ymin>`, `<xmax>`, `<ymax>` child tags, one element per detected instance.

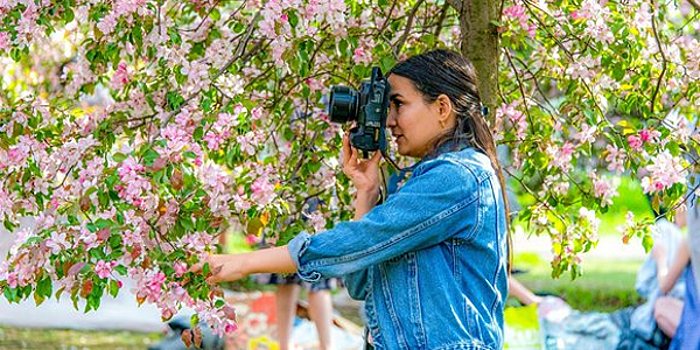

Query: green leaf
<box><xmin>166</xmin><ymin>91</ymin><xmax>185</xmax><ymax>110</ymax></box>
<box><xmin>642</xmin><ymin>234</ymin><xmax>654</xmax><ymax>253</ymax></box>
<box><xmin>180</xmin><ymin>215</ymin><xmax>195</xmax><ymax>231</ymax></box>
<box><xmin>109</xmin><ymin>280</ymin><xmax>120</xmax><ymax>298</ymax></box>
<box><xmin>113</xmin><ymin>152</ymin><xmax>127</xmax><ymax>162</ymax></box>
<box><xmin>287</xmin><ymin>10</ymin><xmax>299</xmax><ymax>28</ymax></box>
<box><xmin>210</xmin><ymin>8</ymin><xmax>221</xmax><ymax>21</ymax></box>
<box><xmin>37</xmin><ymin>276</ymin><xmax>52</xmax><ymax>298</ymax></box>
<box><xmin>193</xmin><ymin>127</ymin><xmax>204</xmax><ymax>140</ymax></box>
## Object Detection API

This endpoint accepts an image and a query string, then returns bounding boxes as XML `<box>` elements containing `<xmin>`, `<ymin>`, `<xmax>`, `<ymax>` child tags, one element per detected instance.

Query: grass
<box><xmin>0</xmin><ymin>327</ymin><xmax>160</xmax><ymax>350</ymax></box>
<box><xmin>512</xmin><ymin>252</ymin><xmax>643</xmax><ymax>312</ymax></box>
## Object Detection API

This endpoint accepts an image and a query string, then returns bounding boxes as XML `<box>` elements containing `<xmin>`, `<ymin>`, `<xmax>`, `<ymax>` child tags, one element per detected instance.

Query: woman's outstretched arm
<box><xmin>192</xmin><ymin>246</ymin><xmax>297</xmax><ymax>283</ymax></box>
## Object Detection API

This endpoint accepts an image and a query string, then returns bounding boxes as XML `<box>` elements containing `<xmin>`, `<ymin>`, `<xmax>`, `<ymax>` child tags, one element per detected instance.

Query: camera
<box><xmin>328</xmin><ymin>67</ymin><xmax>390</xmax><ymax>152</ymax></box>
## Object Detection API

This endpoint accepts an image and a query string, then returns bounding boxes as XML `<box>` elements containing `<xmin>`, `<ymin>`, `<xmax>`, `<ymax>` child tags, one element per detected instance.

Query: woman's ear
<box><xmin>436</xmin><ymin>94</ymin><xmax>455</xmax><ymax>127</ymax></box>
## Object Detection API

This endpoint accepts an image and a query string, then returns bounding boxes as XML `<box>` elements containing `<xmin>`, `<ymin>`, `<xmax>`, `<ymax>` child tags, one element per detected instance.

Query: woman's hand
<box><xmin>190</xmin><ymin>254</ymin><xmax>248</xmax><ymax>284</ymax></box>
<box><xmin>342</xmin><ymin>131</ymin><xmax>382</xmax><ymax>196</ymax></box>
<box><xmin>190</xmin><ymin>246</ymin><xmax>297</xmax><ymax>284</ymax></box>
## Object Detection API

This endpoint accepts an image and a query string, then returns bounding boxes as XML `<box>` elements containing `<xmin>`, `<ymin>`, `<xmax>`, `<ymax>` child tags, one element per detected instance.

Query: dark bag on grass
<box><xmin>148</xmin><ymin>315</ymin><xmax>224</xmax><ymax>350</ymax></box>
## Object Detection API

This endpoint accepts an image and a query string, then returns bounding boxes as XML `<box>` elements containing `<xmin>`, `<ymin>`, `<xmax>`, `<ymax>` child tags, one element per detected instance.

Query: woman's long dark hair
<box><xmin>390</xmin><ymin>49</ymin><xmax>512</xmax><ymax>270</ymax></box>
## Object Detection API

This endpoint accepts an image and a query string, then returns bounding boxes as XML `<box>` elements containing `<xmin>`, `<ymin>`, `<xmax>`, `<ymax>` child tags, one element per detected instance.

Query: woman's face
<box><xmin>387</xmin><ymin>75</ymin><xmax>450</xmax><ymax>158</ymax></box>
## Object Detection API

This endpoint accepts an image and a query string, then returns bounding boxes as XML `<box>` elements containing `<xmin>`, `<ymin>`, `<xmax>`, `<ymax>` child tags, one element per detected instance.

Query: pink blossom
<box><xmin>95</xmin><ymin>260</ymin><xmax>117</xmax><ymax>279</ymax></box>
<box><xmin>97</xmin><ymin>13</ymin><xmax>118</xmax><ymax>35</ymax></box>
<box><xmin>110</xmin><ymin>61</ymin><xmax>129</xmax><ymax>90</ymax></box>
<box><xmin>6</xmin><ymin>272</ymin><xmax>18</xmax><ymax>288</ymax></box>
<box><xmin>353</xmin><ymin>47</ymin><xmax>372</xmax><ymax>65</ymax></box>
<box><xmin>605</xmin><ymin>144</ymin><xmax>626</xmax><ymax>174</ymax></box>
<box><xmin>306</xmin><ymin>211</ymin><xmax>326</xmax><ymax>233</ymax></box>
<box><xmin>194</xmin><ymin>300</ymin><xmax>239</xmax><ymax>337</ymax></box>
<box><xmin>590</xmin><ymin>173</ymin><xmax>618</xmax><ymax>206</ymax></box>
<box><xmin>245</xmin><ymin>234</ymin><xmax>260</xmax><ymax>246</ymax></box>
<box><xmin>0</xmin><ymin>185</ymin><xmax>16</xmax><ymax>222</ymax></box>
<box><xmin>641</xmin><ymin>150</ymin><xmax>686</xmax><ymax>193</ymax></box>
<box><xmin>627</xmin><ymin>135</ymin><xmax>643</xmax><ymax>149</ymax></box>
<box><xmin>174</xmin><ymin>261</ymin><xmax>188</xmax><ymax>277</ymax></box>
<box><xmin>546</xmin><ymin>142</ymin><xmax>575</xmax><ymax>173</ymax></box>
<box><xmin>250</xmin><ymin>177</ymin><xmax>276</xmax><ymax>206</ymax></box>
<box><xmin>573</xmin><ymin>123</ymin><xmax>597</xmax><ymax>144</ymax></box>
<box><xmin>117</xmin><ymin>156</ymin><xmax>151</xmax><ymax>206</ymax></box>
<box><xmin>639</xmin><ymin>129</ymin><xmax>660</xmax><ymax>143</ymax></box>
<box><xmin>503</xmin><ymin>5</ymin><xmax>536</xmax><ymax>38</ymax></box>
<box><xmin>46</xmin><ymin>231</ymin><xmax>70</xmax><ymax>254</ymax></box>
<box><xmin>78</xmin><ymin>227</ymin><xmax>99</xmax><ymax>250</ymax></box>
<box><xmin>0</xmin><ymin>32</ymin><xmax>9</xmax><ymax>50</ymax></box>
<box><xmin>496</xmin><ymin>102</ymin><xmax>527</xmax><ymax>139</ymax></box>
<box><xmin>122</xmin><ymin>229</ymin><xmax>142</xmax><ymax>247</ymax></box>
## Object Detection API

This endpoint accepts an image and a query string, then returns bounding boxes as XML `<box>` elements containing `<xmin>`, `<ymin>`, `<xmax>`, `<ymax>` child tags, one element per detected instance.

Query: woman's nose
<box><xmin>386</xmin><ymin>111</ymin><xmax>396</xmax><ymax>127</ymax></box>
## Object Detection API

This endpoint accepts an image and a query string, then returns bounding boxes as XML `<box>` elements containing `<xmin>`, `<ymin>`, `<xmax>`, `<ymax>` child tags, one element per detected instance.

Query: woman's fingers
<box><xmin>370</xmin><ymin>150</ymin><xmax>381</xmax><ymax>165</ymax></box>
<box><xmin>189</xmin><ymin>255</ymin><xmax>225</xmax><ymax>284</ymax></box>
<box><xmin>348</xmin><ymin>144</ymin><xmax>359</xmax><ymax>166</ymax></box>
<box><xmin>342</xmin><ymin>132</ymin><xmax>351</xmax><ymax>166</ymax></box>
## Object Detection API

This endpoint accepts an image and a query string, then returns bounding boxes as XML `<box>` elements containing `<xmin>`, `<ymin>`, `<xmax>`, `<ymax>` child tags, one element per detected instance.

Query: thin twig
<box><xmin>649</xmin><ymin>3</ymin><xmax>668</xmax><ymax>115</ymax></box>
<box><xmin>394</xmin><ymin>0</ymin><xmax>425</xmax><ymax>56</ymax></box>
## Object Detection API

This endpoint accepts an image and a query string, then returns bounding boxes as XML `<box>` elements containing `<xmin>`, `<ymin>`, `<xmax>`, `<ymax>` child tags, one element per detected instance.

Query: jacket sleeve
<box><xmin>287</xmin><ymin>158</ymin><xmax>481</xmax><ymax>281</ymax></box>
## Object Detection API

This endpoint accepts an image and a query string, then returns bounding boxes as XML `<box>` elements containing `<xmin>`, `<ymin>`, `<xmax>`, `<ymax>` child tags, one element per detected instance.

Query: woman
<box><xmin>196</xmin><ymin>49</ymin><xmax>510</xmax><ymax>349</ymax></box>
<box><xmin>653</xmin><ymin>237</ymin><xmax>700</xmax><ymax>349</ymax></box>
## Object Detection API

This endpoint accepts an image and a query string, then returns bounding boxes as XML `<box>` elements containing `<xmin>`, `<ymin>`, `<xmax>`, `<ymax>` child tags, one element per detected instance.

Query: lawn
<box><xmin>512</xmin><ymin>252</ymin><xmax>643</xmax><ymax>312</ymax></box>
<box><xmin>0</xmin><ymin>327</ymin><xmax>160</xmax><ymax>349</ymax></box>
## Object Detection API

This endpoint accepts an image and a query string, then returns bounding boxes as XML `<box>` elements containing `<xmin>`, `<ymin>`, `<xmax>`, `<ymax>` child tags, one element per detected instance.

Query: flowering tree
<box><xmin>0</xmin><ymin>0</ymin><xmax>697</xmax><ymax>335</ymax></box>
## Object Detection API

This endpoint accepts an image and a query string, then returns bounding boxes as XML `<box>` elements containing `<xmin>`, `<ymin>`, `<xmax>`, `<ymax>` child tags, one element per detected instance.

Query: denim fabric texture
<box><xmin>287</xmin><ymin>144</ymin><xmax>509</xmax><ymax>349</ymax></box>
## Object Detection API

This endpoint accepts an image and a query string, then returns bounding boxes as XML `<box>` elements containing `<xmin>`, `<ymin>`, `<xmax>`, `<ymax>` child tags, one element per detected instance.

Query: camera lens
<box><xmin>328</xmin><ymin>86</ymin><xmax>358</xmax><ymax>123</ymax></box>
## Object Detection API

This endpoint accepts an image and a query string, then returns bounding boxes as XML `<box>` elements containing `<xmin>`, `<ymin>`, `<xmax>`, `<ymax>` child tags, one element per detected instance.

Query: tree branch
<box><xmin>649</xmin><ymin>5</ymin><xmax>668</xmax><ymax>115</ymax></box>
<box><xmin>446</xmin><ymin>0</ymin><xmax>462</xmax><ymax>12</ymax></box>
<box><xmin>394</xmin><ymin>0</ymin><xmax>425</xmax><ymax>56</ymax></box>
<box><xmin>433</xmin><ymin>2</ymin><xmax>451</xmax><ymax>38</ymax></box>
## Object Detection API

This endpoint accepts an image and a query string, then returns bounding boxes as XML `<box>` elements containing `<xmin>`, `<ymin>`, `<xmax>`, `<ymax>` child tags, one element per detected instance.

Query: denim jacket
<box><xmin>287</xmin><ymin>146</ymin><xmax>509</xmax><ymax>350</ymax></box>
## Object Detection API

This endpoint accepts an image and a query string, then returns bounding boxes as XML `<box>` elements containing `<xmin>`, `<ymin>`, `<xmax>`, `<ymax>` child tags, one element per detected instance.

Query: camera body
<box><xmin>328</xmin><ymin>67</ymin><xmax>390</xmax><ymax>152</ymax></box>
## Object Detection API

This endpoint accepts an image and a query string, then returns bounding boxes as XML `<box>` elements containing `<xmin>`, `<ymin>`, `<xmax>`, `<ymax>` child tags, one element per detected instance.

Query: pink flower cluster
<box><xmin>194</xmin><ymin>300</ymin><xmax>238</xmax><ymax>337</ymax></box>
<box><xmin>110</xmin><ymin>61</ymin><xmax>130</xmax><ymax>90</ymax></box>
<box><xmin>116</xmin><ymin>156</ymin><xmax>152</xmax><ymax>207</ymax></box>
<box><xmin>627</xmin><ymin>129</ymin><xmax>660</xmax><ymax>150</ymax></box>
<box><xmin>641</xmin><ymin>151</ymin><xmax>685</xmax><ymax>193</ymax></box>
<box><xmin>196</xmin><ymin>162</ymin><xmax>234</xmax><ymax>217</ymax></box>
<box><xmin>503</xmin><ymin>4</ymin><xmax>537</xmax><ymax>38</ymax></box>
<box><xmin>353</xmin><ymin>38</ymin><xmax>375</xmax><ymax>65</ymax></box>
<box><xmin>95</xmin><ymin>260</ymin><xmax>118</xmax><ymax>279</ymax></box>
<box><xmin>546</xmin><ymin>142</ymin><xmax>575</xmax><ymax>173</ymax></box>
<box><xmin>0</xmin><ymin>32</ymin><xmax>9</xmax><ymax>50</ymax></box>
<box><xmin>203</xmin><ymin>106</ymin><xmax>244</xmax><ymax>151</ymax></box>
<box><xmin>565</xmin><ymin>56</ymin><xmax>600</xmax><ymax>81</ymax></box>
<box><xmin>573</xmin><ymin>123</ymin><xmax>597</xmax><ymax>144</ymax></box>
<box><xmin>497</xmin><ymin>102</ymin><xmax>527</xmax><ymax>140</ymax></box>
<box><xmin>605</xmin><ymin>144</ymin><xmax>626</xmax><ymax>174</ymax></box>
<box><xmin>590</xmin><ymin>172</ymin><xmax>618</xmax><ymax>207</ymax></box>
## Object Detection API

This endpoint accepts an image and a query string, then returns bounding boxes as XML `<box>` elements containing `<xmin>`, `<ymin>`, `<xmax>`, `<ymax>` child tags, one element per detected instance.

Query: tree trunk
<box><xmin>458</xmin><ymin>0</ymin><xmax>500</xmax><ymax>114</ymax></box>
